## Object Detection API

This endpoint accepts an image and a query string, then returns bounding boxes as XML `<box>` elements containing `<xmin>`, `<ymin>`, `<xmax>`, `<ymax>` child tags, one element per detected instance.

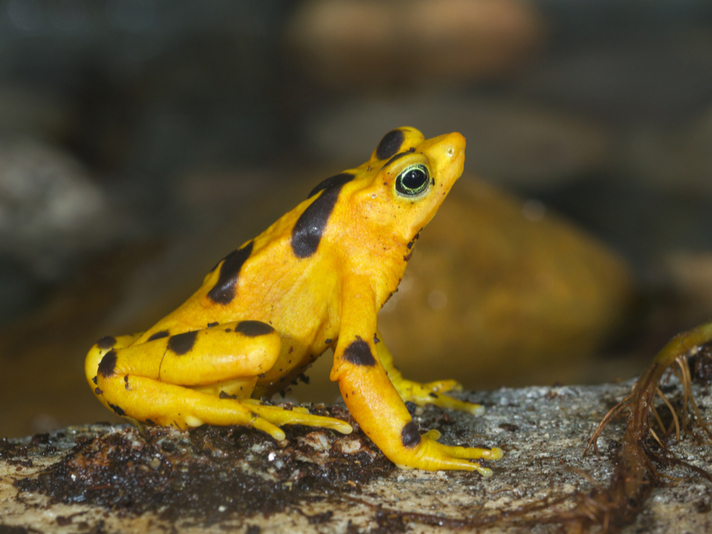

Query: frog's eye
<box><xmin>395</xmin><ymin>164</ymin><xmax>430</xmax><ymax>197</ymax></box>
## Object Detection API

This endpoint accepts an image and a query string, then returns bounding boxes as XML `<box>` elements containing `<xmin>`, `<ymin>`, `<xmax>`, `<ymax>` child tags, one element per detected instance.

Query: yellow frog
<box><xmin>85</xmin><ymin>127</ymin><xmax>502</xmax><ymax>475</ymax></box>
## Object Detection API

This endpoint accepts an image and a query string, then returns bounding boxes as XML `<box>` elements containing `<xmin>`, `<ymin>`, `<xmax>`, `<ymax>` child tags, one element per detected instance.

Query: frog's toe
<box><xmin>424</xmin><ymin>379</ymin><xmax>462</xmax><ymax>393</ymax></box>
<box><xmin>427</xmin><ymin>393</ymin><xmax>484</xmax><ymax>415</ymax></box>
<box><xmin>245</xmin><ymin>403</ymin><xmax>353</xmax><ymax>435</ymax></box>
<box><xmin>399</xmin><ymin>438</ymin><xmax>502</xmax><ymax>476</ymax></box>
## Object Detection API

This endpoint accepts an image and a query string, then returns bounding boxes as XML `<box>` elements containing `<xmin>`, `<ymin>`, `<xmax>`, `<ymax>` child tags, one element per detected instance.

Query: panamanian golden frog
<box><xmin>85</xmin><ymin>127</ymin><xmax>503</xmax><ymax>475</ymax></box>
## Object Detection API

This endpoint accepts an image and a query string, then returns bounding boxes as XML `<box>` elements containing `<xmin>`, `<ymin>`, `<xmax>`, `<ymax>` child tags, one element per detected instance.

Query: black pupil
<box><xmin>403</xmin><ymin>169</ymin><xmax>426</xmax><ymax>189</ymax></box>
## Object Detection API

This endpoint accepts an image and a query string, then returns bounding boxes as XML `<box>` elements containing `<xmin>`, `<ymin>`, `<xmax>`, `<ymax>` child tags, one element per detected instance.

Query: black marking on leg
<box><xmin>291</xmin><ymin>184</ymin><xmax>345</xmax><ymax>258</ymax></box>
<box><xmin>98</xmin><ymin>350</ymin><xmax>117</xmax><ymax>377</ymax></box>
<box><xmin>219</xmin><ymin>391</ymin><xmax>237</xmax><ymax>400</ymax></box>
<box><xmin>406</xmin><ymin>231</ymin><xmax>420</xmax><ymax>250</ymax></box>
<box><xmin>207</xmin><ymin>241</ymin><xmax>254</xmax><ymax>304</ymax></box>
<box><xmin>92</xmin><ymin>375</ymin><xmax>98</xmax><ymax>385</ymax></box>
<box><xmin>401</xmin><ymin>421</ymin><xmax>421</xmax><ymax>448</ymax></box>
<box><xmin>343</xmin><ymin>336</ymin><xmax>376</xmax><ymax>366</ymax></box>
<box><xmin>124</xmin><ymin>375</ymin><xmax>130</xmax><ymax>390</ymax></box>
<box><xmin>167</xmin><ymin>331</ymin><xmax>198</xmax><ymax>355</ymax></box>
<box><xmin>373</xmin><ymin>333</ymin><xmax>380</xmax><ymax>344</ymax></box>
<box><xmin>145</xmin><ymin>419</ymin><xmax>155</xmax><ymax>425</ymax></box>
<box><xmin>325</xmin><ymin>338</ymin><xmax>332</xmax><ymax>344</ymax></box>
<box><xmin>94</xmin><ymin>387</ymin><xmax>103</xmax><ymax>395</ymax></box>
<box><xmin>376</xmin><ymin>129</ymin><xmax>405</xmax><ymax>160</ymax></box>
<box><xmin>308</xmin><ymin>172</ymin><xmax>354</xmax><ymax>199</ymax></box>
<box><xmin>147</xmin><ymin>330</ymin><xmax>170</xmax><ymax>342</ymax></box>
<box><xmin>236</xmin><ymin>320</ymin><xmax>275</xmax><ymax>337</ymax></box>
<box><xmin>96</xmin><ymin>336</ymin><xmax>116</xmax><ymax>349</ymax></box>
<box><xmin>207</xmin><ymin>321</ymin><xmax>219</xmax><ymax>328</ymax></box>
<box><xmin>109</xmin><ymin>403</ymin><xmax>126</xmax><ymax>417</ymax></box>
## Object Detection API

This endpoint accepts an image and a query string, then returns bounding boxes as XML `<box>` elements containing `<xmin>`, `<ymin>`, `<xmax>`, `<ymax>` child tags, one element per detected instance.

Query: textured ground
<box><xmin>1</xmin><ymin>377</ymin><xmax>710</xmax><ymax>533</ymax></box>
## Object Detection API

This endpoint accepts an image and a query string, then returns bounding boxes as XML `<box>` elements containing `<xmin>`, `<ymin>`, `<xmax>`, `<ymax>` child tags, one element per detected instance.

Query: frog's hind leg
<box><xmin>376</xmin><ymin>329</ymin><xmax>484</xmax><ymax>415</ymax></box>
<box><xmin>86</xmin><ymin>333</ymin><xmax>143</xmax><ymax>413</ymax></box>
<box><xmin>90</xmin><ymin>322</ymin><xmax>352</xmax><ymax>438</ymax></box>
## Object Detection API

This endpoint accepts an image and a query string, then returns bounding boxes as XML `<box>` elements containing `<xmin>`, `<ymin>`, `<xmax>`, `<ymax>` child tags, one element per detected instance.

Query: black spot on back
<box><xmin>167</xmin><ymin>331</ymin><xmax>198</xmax><ymax>355</ymax></box>
<box><xmin>96</xmin><ymin>336</ymin><xmax>116</xmax><ymax>349</ymax></box>
<box><xmin>401</xmin><ymin>421</ymin><xmax>421</xmax><ymax>448</ymax></box>
<box><xmin>207</xmin><ymin>241</ymin><xmax>254</xmax><ymax>304</ymax></box>
<box><xmin>98</xmin><ymin>350</ymin><xmax>117</xmax><ymax>377</ymax></box>
<box><xmin>147</xmin><ymin>330</ymin><xmax>170</xmax><ymax>342</ymax></box>
<box><xmin>291</xmin><ymin>185</ymin><xmax>344</xmax><ymax>258</ymax></box>
<box><xmin>207</xmin><ymin>321</ymin><xmax>219</xmax><ymax>328</ymax></box>
<box><xmin>308</xmin><ymin>172</ymin><xmax>354</xmax><ymax>199</ymax></box>
<box><xmin>235</xmin><ymin>320</ymin><xmax>275</xmax><ymax>337</ymax></box>
<box><xmin>342</xmin><ymin>336</ymin><xmax>376</xmax><ymax>366</ymax></box>
<box><xmin>108</xmin><ymin>403</ymin><xmax>126</xmax><ymax>416</ymax></box>
<box><xmin>376</xmin><ymin>129</ymin><xmax>405</xmax><ymax>160</ymax></box>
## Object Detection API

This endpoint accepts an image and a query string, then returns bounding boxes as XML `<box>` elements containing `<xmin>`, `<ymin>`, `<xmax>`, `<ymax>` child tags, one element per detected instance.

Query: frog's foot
<box><xmin>398</xmin><ymin>432</ymin><xmax>503</xmax><ymax>477</ymax></box>
<box><xmin>97</xmin><ymin>374</ymin><xmax>352</xmax><ymax>441</ymax></box>
<box><xmin>392</xmin><ymin>377</ymin><xmax>484</xmax><ymax>416</ymax></box>
<box><xmin>241</xmin><ymin>399</ymin><xmax>353</xmax><ymax>435</ymax></box>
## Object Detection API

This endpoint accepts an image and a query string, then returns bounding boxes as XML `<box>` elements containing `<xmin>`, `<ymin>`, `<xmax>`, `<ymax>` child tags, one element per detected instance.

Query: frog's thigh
<box><xmin>108</xmin><ymin>320</ymin><xmax>281</xmax><ymax>386</ymax></box>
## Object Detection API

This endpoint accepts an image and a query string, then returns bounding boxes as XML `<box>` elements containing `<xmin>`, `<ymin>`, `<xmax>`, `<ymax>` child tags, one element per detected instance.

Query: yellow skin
<box><xmin>85</xmin><ymin>127</ymin><xmax>503</xmax><ymax>475</ymax></box>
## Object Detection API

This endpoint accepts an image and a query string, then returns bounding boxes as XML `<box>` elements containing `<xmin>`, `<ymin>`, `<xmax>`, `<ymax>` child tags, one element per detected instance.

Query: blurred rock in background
<box><xmin>0</xmin><ymin>0</ymin><xmax>710</xmax><ymax>437</ymax></box>
<box><xmin>285</xmin><ymin>0</ymin><xmax>546</xmax><ymax>87</ymax></box>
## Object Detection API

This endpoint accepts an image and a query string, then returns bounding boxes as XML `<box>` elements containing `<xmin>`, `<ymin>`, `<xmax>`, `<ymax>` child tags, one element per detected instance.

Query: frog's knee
<box><xmin>85</xmin><ymin>333</ymin><xmax>141</xmax><ymax>389</ymax></box>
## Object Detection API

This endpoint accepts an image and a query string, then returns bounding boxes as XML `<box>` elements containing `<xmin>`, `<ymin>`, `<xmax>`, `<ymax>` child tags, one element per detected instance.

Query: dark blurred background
<box><xmin>1</xmin><ymin>0</ymin><xmax>712</xmax><ymax>438</ymax></box>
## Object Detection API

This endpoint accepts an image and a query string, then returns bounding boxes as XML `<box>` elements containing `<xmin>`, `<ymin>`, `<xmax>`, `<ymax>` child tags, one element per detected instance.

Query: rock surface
<box><xmin>1</xmin><ymin>377</ymin><xmax>709</xmax><ymax>533</ymax></box>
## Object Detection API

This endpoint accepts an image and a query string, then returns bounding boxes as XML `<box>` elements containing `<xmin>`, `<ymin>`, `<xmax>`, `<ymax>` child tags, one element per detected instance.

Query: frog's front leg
<box><xmin>86</xmin><ymin>321</ymin><xmax>352</xmax><ymax>439</ymax></box>
<box><xmin>376</xmin><ymin>330</ymin><xmax>484</xmax><ymax>416</ymax></box>
<box><xmin>330</xmin><ymin>284</ymin><xmax>502</xmax><ymax>475</ymax></box>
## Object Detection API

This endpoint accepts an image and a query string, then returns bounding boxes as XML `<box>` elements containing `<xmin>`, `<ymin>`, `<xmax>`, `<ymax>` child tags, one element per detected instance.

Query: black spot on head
<box><xmin>96</xmin><ymin>336</ymin><xmax>116</xmax><ymax>349</ymax></box>
<box><xmin>382</xmin><ymin>147</ymin><xmax>416</xmax><ymax>170</ymax></box>
<box><xmin>108</xmin><ymin>403</ymin><xmax>126</xmax><ymax>417</ymax></box>
<box><xmin>308</xmin><ymin>172</ymin><xmax>354</xmax><ymax>199</ymax></box>
<box><xmin>147</xmin><ymin>330</ymin><xmax>170</xmax><ymax>342</ymax></box>
<box><xmin>207</xmin><ymin>241</ymin><xmax>254</xmax><ymax>305</ymax></box>
<box><xmin>98</xmin><ymin>350</ymin><xmax>117</xmax><ymax>378</ymax></box>
<box><xmin>401</xmin><ymin>421</ymin><xmax>421</xmax><ymax>448</ymax></box>
<box><xmin>292</xmin><ymin>184</ymin><xmax>344</xmax><ymax>258</ymax></box>
<box><xmin>342</xmin><ymin>336</ymin><xmax>376</xmax><ymax>366</ymax></box>
<box><xmin>167</xmin><ymin>331</ymin><xmax>198</xmax><ymax>355</ymax></box>
<box><xmin>235</xmin><ymin>320</ymin><xmax>275</xmax><ymax>337</ymax></box>
<box><xmin>376</xmin><ymin>129</ymin><xmax>405</xmax><ymax>160</ymax></box>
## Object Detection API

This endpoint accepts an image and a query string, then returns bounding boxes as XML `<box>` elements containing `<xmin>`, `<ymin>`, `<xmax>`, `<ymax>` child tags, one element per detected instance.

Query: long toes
<box><xmin>250</xmin><ymin>415</ymin><xmax>286</xmax><ymax>441</ymax></box>
<box><xmin>246</xmin><ymin>404</ymin><xmax>353</xmax><ymax>434</ymax></box>
<box><xmin>425</xmin><ymin>380</ymin><xmax>462</xmax><ymax>393</ymax></box>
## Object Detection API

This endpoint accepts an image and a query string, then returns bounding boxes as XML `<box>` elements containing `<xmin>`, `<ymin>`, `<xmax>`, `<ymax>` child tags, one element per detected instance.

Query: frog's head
<box><xmin>353</xmin><ymin>127</ymin><xmax>465</xmax><ymax>245</ymax></box>
<box><xmin>292</xmin><ymin>127</ymin><xmax>464</xmax><ymax>264</ymax></box>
